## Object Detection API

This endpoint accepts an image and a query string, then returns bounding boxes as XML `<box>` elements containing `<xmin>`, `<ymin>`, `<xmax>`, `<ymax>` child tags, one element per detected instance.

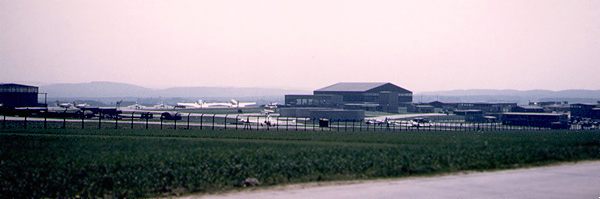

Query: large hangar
<box><xmin>285</xmin><ymin>82</ymin><xmax>412</xmax><ymax>113</ymax></box>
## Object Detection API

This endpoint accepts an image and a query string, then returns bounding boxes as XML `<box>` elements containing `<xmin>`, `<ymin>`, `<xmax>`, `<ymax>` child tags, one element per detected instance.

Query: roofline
<box><xmin>314</xmin><ymin>82</ymin><xmax>412</xmax><ymax>93</ymax></box>
<box><xmin>0</xmin><ymin>83</ymin><xmax>38</xmax><ymax>88</ymax></box>
<box><xmin>503</xmin><ymin>112</ymin><xmax>566</xmax><ymax>116</ymax></box>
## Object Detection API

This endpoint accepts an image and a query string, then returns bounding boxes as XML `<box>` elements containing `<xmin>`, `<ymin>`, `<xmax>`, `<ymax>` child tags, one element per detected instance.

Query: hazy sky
<box><xmin>1</xmin><ymin>0</ymin><xmax>599</xmax><ymax>91</ymax></box>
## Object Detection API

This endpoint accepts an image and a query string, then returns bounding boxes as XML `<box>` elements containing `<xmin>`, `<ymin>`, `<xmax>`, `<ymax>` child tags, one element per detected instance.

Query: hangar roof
<box><xmin>0</xmin><ymin>83</ymin><xmax>38</xmax><ymax>88</ymax></box>
<box><xmin>315</xmin><ymin>82</ymin><xmax>410</xmax><ymax>93</ymax></box>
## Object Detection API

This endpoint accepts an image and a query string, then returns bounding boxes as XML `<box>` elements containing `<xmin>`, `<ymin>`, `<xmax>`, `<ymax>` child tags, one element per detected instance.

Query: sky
<box><xmin>1</xmin><ymin>0</ymin><xmax>599</xmax><ymax>92</ymax></box>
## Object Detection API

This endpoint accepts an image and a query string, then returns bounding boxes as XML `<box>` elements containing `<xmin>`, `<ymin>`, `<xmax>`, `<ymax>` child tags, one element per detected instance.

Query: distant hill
<box><xmin>42</xmin><ymin>81</ymin><xmax>153</xmax><ymax>98</ymax></box>
<box><xmin>40</xmin><ymin>81</ymin><xmax>310</xmax><ymax>98</ymax></box>
<box><xmin>416</xmin><ymin>89</ymin><xmax>600</xmax><ymax>104</ymax></box>
<box><xmin>38</xmin><ymin>83</ymin><xmax>600</xmax><ymax>105</ymax></box>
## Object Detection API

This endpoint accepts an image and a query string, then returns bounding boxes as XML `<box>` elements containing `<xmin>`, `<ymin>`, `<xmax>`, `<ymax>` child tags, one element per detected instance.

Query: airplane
<box><xmin>126</xmin><ymin>103</ymin><xmax>148</xmax><ymax>110</ymax></box>
<box><xmin>176</xmin><ymin>100</ymin><xmax>230</xmax><ymax>109</ymax></box>
<box><xmin>176</xmin><ymin>99</ymin><xmax>256</xmax><ymax>109</ymax></box>
<box><xmin>74</xmin><ymin>102</ymin><xmax>91</xmax><ymax>109</ymax></box>
<box><xmin>229</xmin><ymin>99</ymin><xmax>256</xmax><ymax>108</ymax></box>
<box><xmin>262</xmin><ymin>109</ymin><xmax>276</xmax><ymax>114</ymax></box>
<box><xmin>153</xmin><ymin>103</ymin><xmax>174</xmax><ymax>110</ymax></box>
<box><xmin>409</xmin><ymin>118</ymin><xmax>431</xmax><ymax>127</ymax></box>
<box><xmin>365</xmin><ymin>118</ymin><xmax>386</xmax><ymax>125</ymax></box>
<box><xmin>262</xmin><ymin>102</ymin><xmax>278</xmax><ymax>114</ymax></box>
<box><xmin>236</xmin><ymin>115</ymin><xmax>287</xmax><ymax>127</ymax></box>
<box><xmin>56</xmin><ymin>101</ymin><xmax>74</xmax><ymax>109</ymax></box>
<box><xmin>264</xmin><ymin>102</ymin><xmax>278</xmax><ymax>109</ymax></box>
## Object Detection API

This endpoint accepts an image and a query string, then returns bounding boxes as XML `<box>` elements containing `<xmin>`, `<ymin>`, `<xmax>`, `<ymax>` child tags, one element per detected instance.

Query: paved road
<box><xmin>188</xmin><ymin>161</ymin><xmax>600</xmax><ymax>199</ymax></box>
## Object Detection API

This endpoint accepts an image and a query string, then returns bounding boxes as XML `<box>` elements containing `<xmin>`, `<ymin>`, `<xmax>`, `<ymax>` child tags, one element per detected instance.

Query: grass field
<box><xmin>1</xmin><ymin>129</ymin><xmax>599</xmax><ymax>198</ymax></box>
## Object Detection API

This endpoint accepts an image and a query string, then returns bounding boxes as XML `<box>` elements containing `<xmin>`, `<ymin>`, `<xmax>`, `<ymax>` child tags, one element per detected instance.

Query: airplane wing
<box><xmin>176</xmin><ymin>103</ymin><xmax>202</xmax><ymax>108</ymax></box>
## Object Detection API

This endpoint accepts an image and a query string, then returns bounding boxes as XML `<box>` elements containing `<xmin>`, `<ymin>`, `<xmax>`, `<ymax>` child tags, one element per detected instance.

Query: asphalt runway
<box><xmin>189</xmin><ymin>161</ymin><xmax>600</xmax><ymax>199</ymax></box>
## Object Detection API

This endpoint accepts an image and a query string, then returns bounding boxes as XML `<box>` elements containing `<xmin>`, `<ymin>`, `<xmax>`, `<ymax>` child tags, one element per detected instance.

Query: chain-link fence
<box><xmin>2</xmin><ymin>111</ymin><xmax>598</xmax><ymax>131</ymax></box>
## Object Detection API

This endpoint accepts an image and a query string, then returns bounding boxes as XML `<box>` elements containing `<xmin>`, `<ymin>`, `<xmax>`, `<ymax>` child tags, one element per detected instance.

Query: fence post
<box><xmin>246</xmin><ymin>116</ymin><xmax>250</xmax><ymax>130</ymax></box>
<box><xmin>286</xmin><ymin>117</ymin><xmax>289</xmax><ymax>131</ymax></box>
<box><xmin>359</xmin><ymin>120</ymin><xmax>362</xmax><ymax>131</ymax></box>
<box><xmin>266</xmin><ymin>116</ymin><xmax>270</xmax><ymax>131</ymax></box>
<box><xmin>160</xmin><ymin>117</ymin><xmax>163</xmax><ymax>129</ymax></box>
<box><xmin>145</xmin><ymin>112</ymin><xmax>149</xmax><ymax>129</ymax></box>
<box><xmin>374</xmin><ymin>121</ymin><xmax>377</xmax><ymax>131</ymax></box>
<box><xmin>276</xmin><ymin>116</ymin><xmax>279</xmax><ymax>131</ymax></box>
<box><xmin>224</xmin><ymin>114</ymin><xmax>228</xmax><ymax>130</ymax></box>
<box><xmin>235</xmin><ymin>115</ymin><xmax>239</xmax><ymax>130</ymax></box>
<box><xmin>43</xmin><ymin>114</ymin><xmax>47</xmax><ymax>129</ymax></box>
<box><xmin>344</xmin><ymin>120</ymin><xmax>347</xmax><ymax>132</ymax></box>
<box><xmin>131</xmin><ymin>112</ymin><xmax>134</xmax><ymax>129</ymax></box>
<box><xmin>187</xmin><ymin>113</ymin><xmax>191</xmax><ymax>130</ymax></box>
<box><xmin>98</xmin><ymin>112</ymin><xmax>102</xmax><ymax>129</ymax></box>
<box><xmin>62</xmin><ymin>111</ymin><xmax>66</xmax><ymax>129</ymax></box>
<box><xmin>211</xmin><ymin>114</ymin><xmax>215</xmax><ymax>130</ymax></box>
<box><xmin>82</xmin><ymin>112</ymin><xmax>85</xmax><ymax>129</ymax></box>
<box><xmin>304</xmin><ymin>118</ymin><xmax>307</xmax><ymax>131</ymax></box>
<box><xmin>254</xmin><ymin>116</ymin><xmax>259</xmax><ymax>130</ymax></box>
<box><xmin>174</xmin><ymin>119</ymin><xmax>177</xmax><ymax>130</ymax></box>
<box><xmin>200</xmin><ymin>114</ymin><xmax>204</xmax><ymax>130</ymax></box>
<box><xmin>24</xmin><ymin>113</ymin><xmax>27</xmax><ymax>129</ymax></box>
<box><xmin>115</xmin><ymin>116</ymin><xmax>118</xmax><ymax>129</ymax></box>
<box><xmin>295</xmin><ymin>117</ymin><xmax>298</xmax><ymax>131</ymax></box>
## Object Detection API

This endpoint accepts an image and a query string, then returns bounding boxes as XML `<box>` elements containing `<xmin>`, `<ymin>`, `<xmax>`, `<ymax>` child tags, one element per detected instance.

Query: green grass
<box><xmin>1</xmin><ymin>129</ymin><xmax>599</xmax><ymax>198</ymax></box>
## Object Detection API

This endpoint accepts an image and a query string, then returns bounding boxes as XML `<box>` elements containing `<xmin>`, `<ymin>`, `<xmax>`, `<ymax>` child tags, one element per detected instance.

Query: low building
<box><xmin>501</xmin><ymin>112</ymin><xmax>569</xmax><ymax>129</ymax></box>
<box><xmin>570</xmin><ymin>103</ymin><xmax>600</xmax><ymax>119</ymax></box>
<box><xmin>422</xmin><ymin>101</ymin><xmax>517</xmax><ymax>114</ymax></box>
<box><xmin>593</xmin><ymin>108</ymin><xmax>600</xmax><ymax>120</ymax></box>
<box><xmin>455</xmin><ymin>102</ymin><xmax>517</xmax><ymax>113</ymax></box>
<box><xmin>454</xmin><ymin>109</ymin><xmax>485</xmax><ymax>122</ymax></box>
<box><xmin>512</xmin><ymin>105</ymin><xmax>545</xmax><ymax>113</ymax></box>
<box><xmin>543</xmin><ymin>104</ymin><xmax>571</xmax><ymax>113</ymax></box>
<box><xmin>410</xmin><ymin>104</ymin><xmax>436</xmax><ymax>113</ymax></box>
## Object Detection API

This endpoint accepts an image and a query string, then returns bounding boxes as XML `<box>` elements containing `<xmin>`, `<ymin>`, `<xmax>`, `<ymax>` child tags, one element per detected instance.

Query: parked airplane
<box><xmin>126</xmin><ymin>103</ymin><xmax>148</xmax><ymax>110</ymax></box>
<box><xmin>176</xmin><ymin>99</ymin><xmax>256</xmax><ymax>109</ymax></box>
<box><xmin>262</xmin><ymin>102</ymin><xmax>278</xmax><ymax>114</ymax></box>
<box><xmin>365</xmin><ymin>118</ymin><xmax>387</xmax><ymax>125</ymax></box>
<box><xmin>153</xmin><ymin>103</ymin><xmax>174</xmax><ymax>110</ymax></box>
<box><xmin>74</xmin><ymin>102</ymin><xmax>90</xmax><ymax>109</ymax></box>
<box><xmin>264</xmin><ymin>102</ymin><xmax>278</xmax><ymax>109</ymax></box>
<box><xmin>237</xmin><ymin>115</ymin><xmax>286</xmax><ymax>127</ymax></box>
<box><xmin>56</xmin><ymin>101</ymin><xmax>74</xmax><ymax>109</ymax></box>
<box><xmin>229</xmin><ymin>99</ymin><xmax>256</xmax><ymax>108</ymax></box>
<box><xmin>176</xmin><ymin>100</ymin><xmax>229</xmax><ymax>109</ymax></box>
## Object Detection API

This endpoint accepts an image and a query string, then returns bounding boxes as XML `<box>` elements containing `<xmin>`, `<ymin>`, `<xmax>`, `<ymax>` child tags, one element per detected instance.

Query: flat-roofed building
<box><xmin>423</xmin><ymin>101</ymin><xmax>517</xmax><ymax>114</ymax></box>
<box><xmin>512</xmin><ymin>105</ymin><xmax>545</xmax><ymax>113</ymax></box>
<box><xmin>570</xmin><ymin>103</ymin><xmax>600</xmax><ymax>119</ymax></box>
<box><xmin>501</xmin><ymin>112</ymin><xmax>569</xmax><ymax>129</ymax></box>
<box><xmin>0</xmin><ymin>83</ymin><xmax>41</xmax><ymax>107</ymax></box>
